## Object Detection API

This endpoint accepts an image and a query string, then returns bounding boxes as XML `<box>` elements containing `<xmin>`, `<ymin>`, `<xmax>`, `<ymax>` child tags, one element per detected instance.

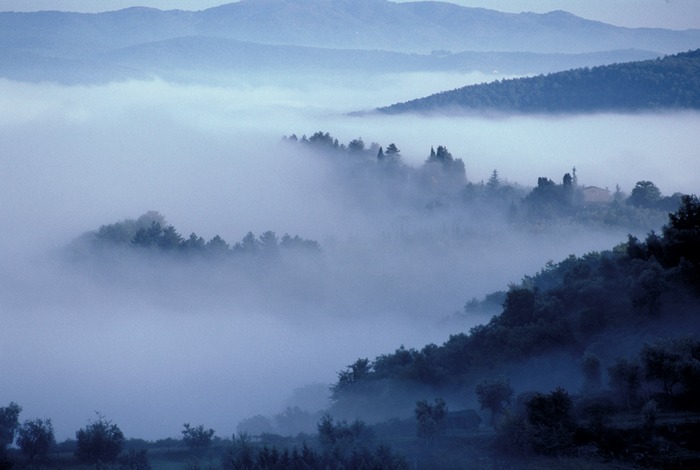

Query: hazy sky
<box><xmin>0</xmin><ymin>0</ymin><xmax>698</xmax><ymax>30</ymax></box>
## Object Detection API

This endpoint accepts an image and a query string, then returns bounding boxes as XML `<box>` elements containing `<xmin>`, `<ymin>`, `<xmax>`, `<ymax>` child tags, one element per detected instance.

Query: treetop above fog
<box><xmin>77</xmin><ymin>211</ymin><xmax>321</xmax><ymax>259</ymax></box>
<box><xmin>285</xmin><ymin>131</ymin><xmax>682</xmax><ymax>230</ymax></box>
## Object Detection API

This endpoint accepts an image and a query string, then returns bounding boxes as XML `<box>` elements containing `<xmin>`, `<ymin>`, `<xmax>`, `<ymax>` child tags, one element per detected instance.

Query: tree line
<box><xmin>466</xmin><ymin>336</ymin><xmax>700</xmax><ymax>462</ymax></box>
<box><xmin>285</xmin><ymin>131</ymin><xmax>681</xmax><ymax>232</ymax></box>
<box><xmin>378</xmin><ymin>49</ymin><xmax>700</xmax><ymax>114</ymax></box>
<box><xmin>0</xmin><ymin>405</ymin><xmax>408</xmax><ymax>470</ymax></box>
<box><xmin>78</xmin><ymin>211</ymin><xmax>321</xmax><ymax>258</ymax></box>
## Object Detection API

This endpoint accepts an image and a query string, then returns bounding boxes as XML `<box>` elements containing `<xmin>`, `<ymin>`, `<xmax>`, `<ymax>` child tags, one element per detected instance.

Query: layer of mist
<box><xmin>1</xmin><ymin>73</ymin><xmax>698</xmax><ymax>440</ymax></box>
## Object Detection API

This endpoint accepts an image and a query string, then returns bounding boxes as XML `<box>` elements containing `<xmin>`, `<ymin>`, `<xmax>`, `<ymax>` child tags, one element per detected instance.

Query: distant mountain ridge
<box><xmin>376</xmin><ymin>49</ymin><xmax>700</xmax><ymax>114</ymax></box>
<box><xmin>2</xmin><ymin>0</ymin><xmax>698</xmax><ymax>54</ymax></box>
<box><xmin>101</xmin><ymin>37</ymin><xmax>662</xmax><ymax>76</ymax></box>
<box><xmin>195</xmin><ymin>0</ymin><xmax>700</xmax><ymax>54</ymax></box>
<box><xmin>1</xmin><ymin>0</ymin><xmax>699</xmax><ymax>84</ymax></box>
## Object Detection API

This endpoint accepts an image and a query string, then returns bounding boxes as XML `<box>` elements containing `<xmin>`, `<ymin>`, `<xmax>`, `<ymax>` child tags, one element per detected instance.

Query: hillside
<box><xmin>1</xmin><ymin>0</ymin><xmax>699</xmax><ymax>83</ymax></box>
<box><xmin>327</xmin><ymin>195</ymin><xmax>700</xmax><ymax>466</ymax></box>
<box><xmin>377</xmin><ymin>49</ymin><xmax>700</xmax><ymax>114</ymax></box>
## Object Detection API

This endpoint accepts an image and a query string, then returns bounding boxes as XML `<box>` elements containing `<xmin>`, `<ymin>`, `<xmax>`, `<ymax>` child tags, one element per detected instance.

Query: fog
<box><xmin>1</xmin><ymin>72</ymin><xmax>698</xmax><ymax>441</ymax></box>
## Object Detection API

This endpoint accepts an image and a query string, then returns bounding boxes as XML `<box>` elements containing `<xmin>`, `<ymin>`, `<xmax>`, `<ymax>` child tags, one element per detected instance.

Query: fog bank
<box><xmin>1</xmin><ymin>74</ymin><xmax>697</xmax><ymax>440</ymax></box>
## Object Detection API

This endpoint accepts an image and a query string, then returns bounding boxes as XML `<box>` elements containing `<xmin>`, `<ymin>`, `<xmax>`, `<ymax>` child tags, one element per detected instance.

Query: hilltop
<box><xmin>377</xmin><ymin>49</ymin><xmax>700</xmax><ymax>114</ymax></box>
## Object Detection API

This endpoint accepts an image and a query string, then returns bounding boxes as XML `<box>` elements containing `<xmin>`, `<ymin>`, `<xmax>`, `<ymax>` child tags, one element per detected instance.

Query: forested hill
<box><xmin>325</xmin><ymin>195</ymin><xmax>700</xmax><ymax>466</ymax></box>
<box><xmin>330</xmin><ymin>195</ymin><xmax>700</xmax><ymax>418</ymax></box>
<box><xmin>377</xmin><ymin>49</ymin><xmax>700</xmax><ymax>114</ymax></box>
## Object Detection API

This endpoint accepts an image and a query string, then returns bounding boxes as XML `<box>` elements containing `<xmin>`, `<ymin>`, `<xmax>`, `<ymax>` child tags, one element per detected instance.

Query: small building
<box><xmin>582</xmin><ymin>186</ymin><xmax>613</xmax><ymax>205</ymax></box>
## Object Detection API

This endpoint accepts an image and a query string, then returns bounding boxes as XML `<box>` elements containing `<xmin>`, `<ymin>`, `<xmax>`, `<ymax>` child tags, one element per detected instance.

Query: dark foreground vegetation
<box><xmin>1</xmin><ymin>407</ymin><xmax>409</xmax><ymax>470</ymax></box>
<box><xmin>378</xmin><ymin>49</ymin><xmax>700</xmax><ymax>114</ymax></box>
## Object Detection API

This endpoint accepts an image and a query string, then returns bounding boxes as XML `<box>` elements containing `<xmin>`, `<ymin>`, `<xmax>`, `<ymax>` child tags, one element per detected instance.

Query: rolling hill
<box><xmin>376</xmin><ymin>49</ymin><xmax>700</xmax><ymax>114</ymax></box>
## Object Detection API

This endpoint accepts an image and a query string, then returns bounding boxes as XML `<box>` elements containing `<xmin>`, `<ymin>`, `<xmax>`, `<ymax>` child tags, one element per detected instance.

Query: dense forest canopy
<box><xmin>377</xmin><ymin>49</ymin><xmax>700</xmax><ymax>114</ymax></box>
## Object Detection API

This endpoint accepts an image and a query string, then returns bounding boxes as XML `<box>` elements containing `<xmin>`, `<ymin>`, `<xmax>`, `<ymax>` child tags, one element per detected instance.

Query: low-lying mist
<box><xmin>1</xmin><ymin>73</ymin><xmax>697</xmax><ymax>440</ymax></box>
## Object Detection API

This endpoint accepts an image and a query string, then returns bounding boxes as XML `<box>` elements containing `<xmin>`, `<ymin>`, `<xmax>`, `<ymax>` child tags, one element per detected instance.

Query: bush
<box><xmin>181</xmin><ymin>423</ymin><xmax>215</xmax><ymax>456</ymax></box>
<box><xmin>526</xmin><ymin>388</ymin><xmax>576</xmax><ymax>455</ymax></box>
<box><xmin>118</xmin><ymin>448</ymin><xmax>150</xmax><ymax>470</ymax></box>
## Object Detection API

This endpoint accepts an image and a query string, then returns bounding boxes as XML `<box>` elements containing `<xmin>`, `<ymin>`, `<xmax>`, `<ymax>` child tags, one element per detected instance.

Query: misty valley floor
<box><xmin>1</xmin><ymin>74</ymin><xmax>699</xmax><ymax>470</ymax></box>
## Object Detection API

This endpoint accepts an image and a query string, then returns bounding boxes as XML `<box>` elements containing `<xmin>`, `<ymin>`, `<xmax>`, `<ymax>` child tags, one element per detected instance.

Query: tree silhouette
<box><xmin>414</xmin><ymin>398</ymin><xmax>447</xmax><ymax>442</ymax></box>
<box><xmin>525</xmin><ymin>387</ymin><xmax>575</xmax><ymax>455</ymax></box>
<box><xmin>476</xmin><ymin>378</ymin><xmax>513</xmax><ymax>425</ymax></box>
<box><xmin>75</xmin><ymin>414</ymin><xmax>124</xmax><ymax>469</ymax></box>
<box><xmin>581</xmin><ymin>352</ymin><xmax>602</xmax><ymax>394</ymax></box>
<box><xmin>0</xmin><ymin>402</ymin><xmax>22</xmax><ymax>464</ymax></box>
<box><xmin>608</xmin><ymin>358</ymin><xmax>642</xmax><ymax>410</ymax></box>
<box><xmin>17</xmin><ymin>418</ymin><xmax>55</xmax><ymax>463</ymax></box>
<box><xmin>181</xmin><ymin>423</ymin><xmax>215</xmax><ymax>456</ymax></box>
<box><xmin>627</xmin><ymin>180</ymin><xmax>661</xmax><ymax>208</ymax></box>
